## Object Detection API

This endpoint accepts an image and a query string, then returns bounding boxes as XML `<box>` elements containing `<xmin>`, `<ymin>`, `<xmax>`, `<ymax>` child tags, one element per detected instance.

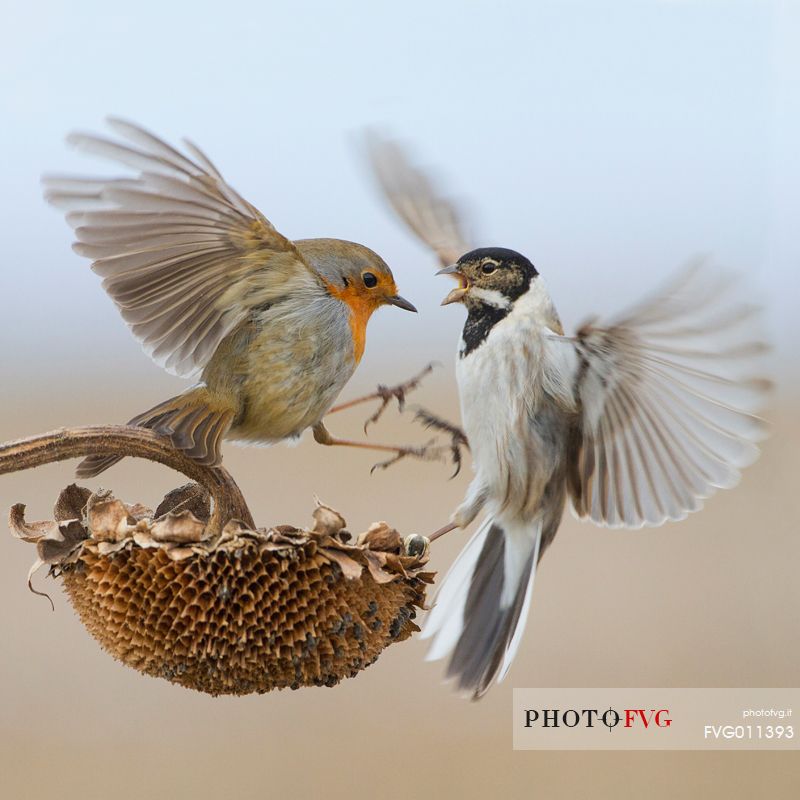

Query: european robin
<box><xmin>366</xmin><ymin>133</ymin><xmax>770</xmax><ymax>698</ymax></box>
<box><xmin>43</xmin><ymin>119</ymin><xmax>418</xmax><ymax>478</ymax></box>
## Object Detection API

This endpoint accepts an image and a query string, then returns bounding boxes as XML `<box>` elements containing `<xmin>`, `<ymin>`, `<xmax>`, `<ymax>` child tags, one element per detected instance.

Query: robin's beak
<box><xmin>436</xmin><ymin>264</ymin><xmax>469</xmax><ymax>305</ymax></box>
<box><xmin>387</xmin><ymin>295</ymin><xmax>418</xmax><ymax>313</ymax></box>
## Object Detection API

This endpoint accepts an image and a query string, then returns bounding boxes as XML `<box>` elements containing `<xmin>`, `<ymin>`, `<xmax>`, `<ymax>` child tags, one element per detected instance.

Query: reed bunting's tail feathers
<box><xmin>422</xmin><ymin>518</ymin><xmax>543</xmax><ymax>699</ymax></box>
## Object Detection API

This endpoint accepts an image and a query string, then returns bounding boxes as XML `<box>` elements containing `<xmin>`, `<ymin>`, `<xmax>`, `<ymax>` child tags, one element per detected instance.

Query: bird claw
<box><xmin>411</xmin><ymin>407</ymin><xmax>470</xmax><ymax>478</ymax></box>
<box><xmin>369</xmin><ymin>438</ymin><xmax>449</xmax><ymax>474</ymax></box>
<box><xmin>363</xmin><ymin>362</ymin><xmax>437</xmax><ymax>433</ymax></box>
<box><xmin>326</xmin><ymin>363</ymin><xmax>468</xmax><ymax>477</ymax></box>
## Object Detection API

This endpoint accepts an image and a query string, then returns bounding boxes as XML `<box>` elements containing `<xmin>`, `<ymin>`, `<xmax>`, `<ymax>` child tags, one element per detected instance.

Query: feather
<box><xmin>44</xmin><ymin>119</ymin><xmax>318</xmax><ymax>378</ymax></box>
<box><xmin>424</xmin><ymin>519</ymin><xmax>542</xmax><ymax>699</ymax></box>
<box><xmin>363</xmin><ymin>131</ymin><xmax>473</xmax><ymax>267</ymax></box>
<box><xmin>564</xmin><ymin>262</ymin><xmax>770</xmax><ymax>528</ymax></box>
<box><xmin>75</xmin><ymin>386</ymin><xmax>235</xmax><ymax>477</ymax></box>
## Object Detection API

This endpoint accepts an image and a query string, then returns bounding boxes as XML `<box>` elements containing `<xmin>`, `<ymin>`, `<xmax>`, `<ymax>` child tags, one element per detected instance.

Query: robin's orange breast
<box><xmin>322</xmin><ymin>282</ymin><xmax>379</xmax><ymax>364</ymax></box>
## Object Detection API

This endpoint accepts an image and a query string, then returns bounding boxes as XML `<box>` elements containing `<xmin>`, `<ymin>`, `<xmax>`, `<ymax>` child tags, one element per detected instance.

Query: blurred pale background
<box><xmin>2</xmin><ymin>1</ymin><xmax>799</xmax><ymax>797</ymax></box>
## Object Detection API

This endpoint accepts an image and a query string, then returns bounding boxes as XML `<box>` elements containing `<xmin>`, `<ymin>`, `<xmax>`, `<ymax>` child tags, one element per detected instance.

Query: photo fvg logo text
<box><xmin>524</xmin><ymin>707</ymin><xmax>672</xmax><ymax>730</ymax></box>
<box><xmin>513</xmin><ymin>689</ymin><xmax>800</xmax><ymax>751</ymax></box>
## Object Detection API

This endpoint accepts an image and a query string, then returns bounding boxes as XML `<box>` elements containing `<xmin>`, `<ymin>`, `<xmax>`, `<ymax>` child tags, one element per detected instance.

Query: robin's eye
<box><xmin>362</xmin><ymin>272</ymin><xmax>378</xmax><ymax>288</ymax></box>
<box><xmin>481</xmin><ymin>262</ymin><xmax>497</xmax><ymax>274</ymax></box>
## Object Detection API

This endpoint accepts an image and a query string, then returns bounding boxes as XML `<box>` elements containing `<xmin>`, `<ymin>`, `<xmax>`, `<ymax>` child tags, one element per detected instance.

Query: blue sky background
<box><xmin>2</xmin><ymin>0</ymin><xmax>798</xmax><ymax>395</ymax></box>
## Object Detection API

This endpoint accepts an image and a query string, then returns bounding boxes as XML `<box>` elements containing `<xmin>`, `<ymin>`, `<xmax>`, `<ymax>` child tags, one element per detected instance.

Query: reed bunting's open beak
<box><xmin>437</xmin><ymin>264</ymin><xmax>469</xmax><ymax>305</ymax></box>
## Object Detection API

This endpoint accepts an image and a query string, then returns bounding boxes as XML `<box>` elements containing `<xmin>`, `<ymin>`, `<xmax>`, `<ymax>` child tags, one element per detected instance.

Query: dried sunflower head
<box><xmin>10</xmin><ymin>484</ymin><xmax>434</xmax><ymax>696</ymax></box>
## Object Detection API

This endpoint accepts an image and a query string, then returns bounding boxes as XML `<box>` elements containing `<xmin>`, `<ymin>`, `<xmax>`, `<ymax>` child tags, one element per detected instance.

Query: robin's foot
<box><xmin>326</xmin><ymin>362</ymin><xmax>437</xmax><ymax>432</ymax></box>
<box><xmin>312</xmin><ymin>422</ymin><xmax>455</xmax><ymax>474</ymax></box>
<box><xmin>411</xmin><ymin>407</ymin><xmax>469</xmax><ymax>477</ymax></box>
<box><xmin>367</xmin><ymin>440</ymin><xmax>455</xmax><ymax>474</ymax></box>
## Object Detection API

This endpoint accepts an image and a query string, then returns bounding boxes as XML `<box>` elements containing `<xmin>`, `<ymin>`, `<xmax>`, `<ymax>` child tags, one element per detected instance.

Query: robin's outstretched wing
<box><xmin>364</xmin><ymin>132</ymin><xmax>473</xmax><ymax>267</ymax></box>
<box><xmin>553</xmin><ymin>261</ymin><xmax>770</xmax><ymax>528</ymax></box>
<box><xmin>44</xmin><ymin>118</ymin><xmax>321</xmax><ymax>378</ymax></box>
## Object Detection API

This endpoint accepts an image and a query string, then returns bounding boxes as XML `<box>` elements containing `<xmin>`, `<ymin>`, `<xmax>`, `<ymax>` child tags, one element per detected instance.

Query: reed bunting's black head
<box><xmin>437</xmin><ymin>247</ymin><xmax>538</xmax><ymax>307</ymax></box>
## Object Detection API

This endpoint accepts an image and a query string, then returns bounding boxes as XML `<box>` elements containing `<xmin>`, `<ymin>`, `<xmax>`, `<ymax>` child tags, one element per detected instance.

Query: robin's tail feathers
<box><xmin>76</xmin><ymin>387</ymin><xmax>234</xmax><ymax>478</ymax></box>
<box><xmin>421</xmin><ymin>517</ymin><xmax>543</xmax><ymax>699</ymax></box>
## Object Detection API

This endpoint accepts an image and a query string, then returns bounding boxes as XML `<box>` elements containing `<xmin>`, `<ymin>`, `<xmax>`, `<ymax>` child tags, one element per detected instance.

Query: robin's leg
<box><xmin>326</xmin><ymin>363</ymin><xmax>436</xmax><ymax>432</ymax></box>
<box><xmin>312</xmin><ymin>421</ymin><xmax>448</xmax><ymax>474</ymax></box>
<box><xmin>323</xmin><ymin>363</ymin><xmax>469</xmax><ymax>476</ymax></box>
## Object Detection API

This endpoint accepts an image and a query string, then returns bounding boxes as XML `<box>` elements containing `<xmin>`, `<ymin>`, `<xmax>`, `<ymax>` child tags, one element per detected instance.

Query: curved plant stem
<box><xmin>0</xmin><ymin>426</ymin><xmax>254</xmax><ymax>532</ymax></box>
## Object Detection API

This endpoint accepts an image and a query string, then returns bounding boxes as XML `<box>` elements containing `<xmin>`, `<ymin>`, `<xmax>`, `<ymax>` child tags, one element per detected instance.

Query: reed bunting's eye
<box><xmin>481</xmin><ymin>262</ymin><xmax>497</xmax><ymax>274</ymax></box>
<box><xmin>362</xmin><ymin>272</ymin><xmax>378</xmax><ymax>288</ymax></box>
